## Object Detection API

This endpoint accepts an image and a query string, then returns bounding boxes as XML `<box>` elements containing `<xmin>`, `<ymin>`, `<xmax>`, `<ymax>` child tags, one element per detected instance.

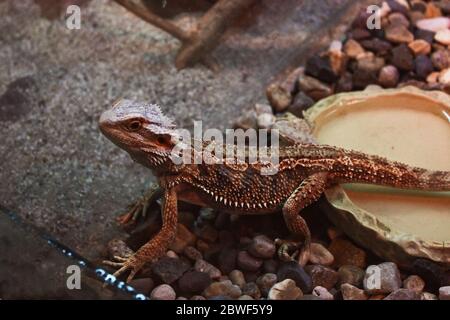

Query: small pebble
<box><xmin>344</xmin><ymin>39</ymin><xmax>365</xmax><ymax>59</ymax></box>
<box><xmin>341</xmin><ymin>283</ymin><xmax>368</xmax><ymax>300</ymax></box>
<box><xmin>229</xmin><ymin>270</ymin><xmax>246</xmax><ymax>289</ymax></box>
<box><xmin>150</xmin><ymin>284</ymin><xmax>176</xmax><ymax>300</ymax></box>
<box><xmin>194</xmin><ymin>259</ymin><xmax>222</xmax><ymax>280</ymax></box>
<box><xmin>385</xmin><ymin>24</ymin><xmax>414</xmax><ymax>43</ymax></box>
<box><xmin>190</xmin><ymin>295</ymin><xmax>206</xmax><ymax>300</ymax></box>
<box><xmin>257</xmin><ymin>113</ymin><xmax>276</xmax><ymax>129</ymax></box>
<box><xmin>305</xmin><ymin>264</ymin><xmax>339</xmax><ymax>290</ymax></box>
<box><xmin>238</xmin><ymin>295</ymin><xmax>254</xmax><ymax>300</ymax></box>
<box><xmin>439</xmin><ymin>68</ymin><xmax>450</xmax><ymax>84</ymax></box>
<box><xmin>151</xmin><ymin>257</ymin><xmax>190</xmax><ymax>284</ymax></box>
<box><xmin>237</xmin><ymin>251</ymin><xmax>263</xmax><ymax>272</ymax></box>
<box><xmin>277</xmin><ymin>261</ymin><xmax>313</xmax><ymax>293</ymax></box>
<box><xmin>309</xmin><ymin>242</ymin><xmax>334</xmax><ymax>266</ymax></box>
<box><xmin>203</xmin><ymin>280</ymin><xmax>242</xmax><ymax>299</ymax></box>
<box><xmin>338</xmin><ymin>265</ymin><xmax>365</xmax><ymax>288</ymax></box>
<box><xmin>416</xmin><ymin>17</ymin><xmax>450</xmax><ymax>32</ymax></box>
<box><xmin>408</xmin><ymin>39</ymin><xmax>431</xmax><ymax>56</ymax></box>
<box><xmin>384</xmin><ymin>289</ymin><xmax>421</xmax><ymax>300</ymax></box>
<box><xmin>178</xmin><ymin>271</ymin><xmax>211</xmax><ymax>294</ymax></box>
<box><xmin>256</xmin><ymin>273</ymin><xmax>278</xmax><ymax>296</ymax></box>
<box><xmin>183</xmin><ymin>246</ymin><xmax>203</xmax><ymax>261</ymax></box>
<box><xmin>435</xmin><ymin>29</ymin><xmax>450</xmax><ymax>45</ymax></box>
<box><xmin>268</xmin><ymin>279</ymin><xmax>303</xmax><ymax>300</ymax></box>
<box><xmin>403</xmin><ymin>275</ymin><xmax>425</xmax><ymax>293</ymax></box>
<box><xmin>378</xmin><ymin>65</ymin><xmax>400</xmax><ymax>88</ymax></box>
<box><xmin>439</xmin><ymin>286</ymin><xmax>450</xmax><ymax>300</ymax></box>
<box><xmin>312</xmin><ymin>286</ymin><xmax>334</xmax><ymax>300</ymax></box>
<box><xmin>247</xmin><ymin>235</ymin><xmax>276</xmax><ymax>259</ymax></box>
<box><xmin>421</xmin><ymin>292</ymin><xmax>438</xmax><ymax>300</ymax></box>
<box><xmin>242</xmin><ymin>282</ymin><xmax>261</xmax><ymax>299</ymax></box>
<box><xmin>129</xmin><ymin>278</ymin><xmax>154</xmax><ymax>295</ymax></box>
<box><xmin>431</xmin><ymin>50</ymin><xmax>450</xmax><ymax>70</ymax></box>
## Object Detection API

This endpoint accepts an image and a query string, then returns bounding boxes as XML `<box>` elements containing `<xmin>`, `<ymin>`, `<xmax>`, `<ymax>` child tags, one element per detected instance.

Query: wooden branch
<box><xmin>114</xmin><ymin>0</ymin><xmax>190</xmax><ymax>42</ymax></box>
<box><xmin>175</xmin><ymin>0</ymin><xmax>257</xmax><ymax>69</ymax></box>
<box><xmin>114</xmin><ymin>0</ymin><xmax>256</xmax><ymax>70</ymax></box>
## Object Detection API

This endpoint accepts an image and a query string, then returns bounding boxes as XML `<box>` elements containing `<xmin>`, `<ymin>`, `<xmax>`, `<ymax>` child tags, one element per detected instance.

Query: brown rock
<box><xmin>388</xmin><ymin>12</ymin><xmax>410</xmax><ymax>27</ymax></box>
<box><xmin>298</xmin><ymin>75</ymin><xmax>333</xmax><ymax>101</ymax></box>
<box><xmin>328</xmin><ymin>238</ymin><xmax>367</xmax><ymax>269</ymax></box>
<box><xmin>195</xmin><ymin>259</ymin><xmax>222</xmax><ymax>280</ymax></box>
<box><xmin>431</xmin><ymin>50</ymin><xmax>450</xmax><ymax>70</ymax></box>
<box><xmin>403</xmin><ymin>275</ymin><xmax>425</xmax><ymax>293</ymax></box>
<box><xmin>415</xmin><ymin>55</ymin><xmax>434</xmax><ymax>79</ymax></box>
<box><xmin>438</xmin><ymin>68</ymin><xmax>450</xmax><ymax>85</ymax></box>
<box><xmin>360</xmin><ymin>38</ymin><xmax>392</xmax><ymax>55</ymax></box>
<box><xmin>344</xmin><ymin>39</ymin><xmax>365</xmax><ymax>59</ymax></box>
<box><xmin>305</xmin><ymin>55</ymin><xmax>338</xmax><ymax>83</ymax></box>
<box><xmin>425</xmin><ymin>2</ymin><xmax>442</xmax><ymax>18</ymax></box>
<box><xmin>414</xmin><ymin>28</ymin><xmax>435</xmax><ymax>44</ymax></box>
<box><xmin>385</xmin><ymin>24</ymin><xmax>414</xmax><ymax>43</ymax></box>
<box><xmin>305</xmin><ymin>265</ymin><xmax>339</xmax><ymax>290</ymax></box>
<box><xmin>390</xmin><ymin>44</ymin><xmax>414</xmax><ymax>71</ymax></box>
<box><xmin>384</xmin><ymin>289</ymin><xmax>421</xmax><ymax>300</ymax></box>
<box><xmin>268</xmin><ymin>279</ymin><xmax>303</xmax><ymax>300</ymax></box>
<box><xmin>408</xmin><ymin>39</ymin><xmax>431</xmax><ymax>56</ymax></box>
<box><xmin>378</xmin><ymin>65</ymin><xmax>400</xmax><ymax>88</ymax></box>
<box><xmin>287</xmin><ymin>91</ymin><xmax>315</xmax><ymax>117</ymax></box>
<box><xmin>237</xmin><ymin>251</ymin><xmax>263</xmax><ymax>272</ymax></box>
<box><xmin>335</xmin><ymin>72</ymin><xmax>353</xmax><ymax>92</ymax></box>
<box><xmin>309</xmin><ymin>242</ymin><xmax>334</xmax><ymax>266</ymax></box>
<box><xmin>411</xmin><ymin>0</ymin><xmax>427</xmax><ymax>13</ymax></box>
<box><xmin>349</xmin><ymin>28</ymin><xmax>371</xmax><ymax>40</ymax></box>
<box><xmin>266</xmin><ymin>83</ymin><xmax>291</xmax><ymax>113</ymax></box>
<box><xmin>169</xmin><ymin>223</ymin><xmax>196</xmax><ymax>253</ymax></box>
<box><xmin>341</xmin><ymin>283</ymin><xmax>368</xmax><ymax>300</ymax></box>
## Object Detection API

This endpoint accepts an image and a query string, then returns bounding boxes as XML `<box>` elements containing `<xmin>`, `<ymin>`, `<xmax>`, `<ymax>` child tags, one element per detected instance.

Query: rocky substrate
<box><xmin>103</xmin><ymin>0</ymin><xmax>450</xmax><ymax>300</ymax></box>
<box><xmin>265</xmin><ymin>0</ymin><xmax>450</xmax><ymax>117</ymax></box>
<box><xmin>105</xmin><ymin>205</ymin><xmax>450</xmax><ymax>300</ymax></box>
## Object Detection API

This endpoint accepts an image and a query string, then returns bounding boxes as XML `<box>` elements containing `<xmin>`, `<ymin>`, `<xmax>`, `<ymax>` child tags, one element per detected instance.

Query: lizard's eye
<box><xmin>127</xmin><ymin>120</ymin><xmax>142</xmax><ymax>131</ymax></box>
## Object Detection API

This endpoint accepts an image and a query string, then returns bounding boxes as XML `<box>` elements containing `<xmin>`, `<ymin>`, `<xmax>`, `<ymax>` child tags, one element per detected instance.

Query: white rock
<box><xmin>268</xmin><ymin>279</ymin><xmax>303</xmax><ymax>300</ymax></box>
<box><xmin>416</xmin><ymin>17</ymin><xmax>450</xmax><ymax>32</ymax></box>
<box><xmin>435</xmin><ymin>29</ymin><xmax>450</xmax><ymax>45</ymax></box>
<box><xmin>312</xmin><ymin>286</ymin><xmax>334</xmax><ymax>300</ymax></box>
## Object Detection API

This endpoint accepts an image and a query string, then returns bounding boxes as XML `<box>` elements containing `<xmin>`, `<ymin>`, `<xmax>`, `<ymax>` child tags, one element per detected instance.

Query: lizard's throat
<box><xmin>129</xmin><ymin>148</ymin><xmax>171</xmax><ymax>169</ymax></box>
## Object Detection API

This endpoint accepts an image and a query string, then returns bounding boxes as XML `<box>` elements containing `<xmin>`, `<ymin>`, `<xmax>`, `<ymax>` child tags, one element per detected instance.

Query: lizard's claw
<box><xmin>275</xmin><ymin>238</ymin><xmax>310</xmax><ymax>266</ymax></box>
<box><xmin>103</xmin><ymin>254</ymin><xmax>146</xmax><ymax>284</ymax></box>
<box><xmin>116</xmin><ymin>184</ymin><xmax>162</xmax><ymax>226</ymax></box>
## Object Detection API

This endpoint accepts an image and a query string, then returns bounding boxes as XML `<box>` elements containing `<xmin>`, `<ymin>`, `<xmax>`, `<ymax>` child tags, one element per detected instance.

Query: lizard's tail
<box><xmin>331</xmin><ymin>149</ymin><xmax>450</xmax><ymax>192</ymax></box>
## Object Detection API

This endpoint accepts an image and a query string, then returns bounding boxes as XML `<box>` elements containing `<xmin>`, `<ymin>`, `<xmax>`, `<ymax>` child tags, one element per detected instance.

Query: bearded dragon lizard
<box><xmin>99</xmin><ymin>99</ymin><xmax>450</xmax><ymax>282</ymax></box>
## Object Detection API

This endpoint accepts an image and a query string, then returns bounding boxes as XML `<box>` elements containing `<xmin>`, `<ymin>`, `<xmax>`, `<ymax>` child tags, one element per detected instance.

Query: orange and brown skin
<box><xmin>99</xmin><ymin>99</ymin><xmax>450</xmax><ymax>282</ymax></box>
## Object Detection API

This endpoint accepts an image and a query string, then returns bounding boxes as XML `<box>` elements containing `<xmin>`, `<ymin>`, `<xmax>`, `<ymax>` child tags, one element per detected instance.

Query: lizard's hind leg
<box><xmin>117</xmin><ymin>183</ymin><xmax>163</xmax><ymax>226</ymax></box>
<box><xmin>278</xmin><ymin>172</ymin><xmax>328</xmax><ymax>266</ymax></box>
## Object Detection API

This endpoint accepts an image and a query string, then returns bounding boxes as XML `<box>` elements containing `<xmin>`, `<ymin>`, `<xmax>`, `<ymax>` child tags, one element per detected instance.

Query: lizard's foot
<box><xmin>275</xmin><ymin>239</ymin><xmax>310</xmax><ymax>266</ymax></box>
<box><xmin>103</xmin><ymin>253</ymin><xmax>146</xmax><ymax>283</ymax></box>
<box><xmin>117</xmin><ymin>184</ymin><xmax>162</xmax><ymax>226</ymax></box>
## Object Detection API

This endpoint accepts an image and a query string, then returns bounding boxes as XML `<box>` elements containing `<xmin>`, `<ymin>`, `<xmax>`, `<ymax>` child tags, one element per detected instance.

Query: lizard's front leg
<box><xmin>117</xmin><ymin>183</ymin><xmax>164</xmax><ymax>225</ymax></box>
<box><xmin>279</xmin><ymin>172</ymin><xmax>328</xmax><ymax>266</ymax></box>
<box><xmin>104</xmin><ymin>188</ymin><xmax>178</xmax><ymax>282</ymax></box>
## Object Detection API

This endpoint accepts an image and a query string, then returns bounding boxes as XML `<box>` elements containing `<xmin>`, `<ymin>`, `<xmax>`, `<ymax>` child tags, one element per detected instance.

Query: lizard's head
<box><xmin>99</xmin><ymin>99</ymin><xmax>178</xmax><ymax>170</ymax></box>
